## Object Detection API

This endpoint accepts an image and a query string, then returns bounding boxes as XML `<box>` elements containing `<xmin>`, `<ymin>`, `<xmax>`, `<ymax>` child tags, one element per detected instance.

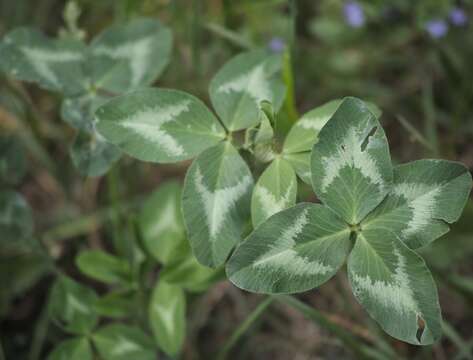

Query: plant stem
<box><xmin>422</xmin><ymin>78</ymin><xmax>439</xmax><ymax>157</ymax></box>
<box><xmin>216</xmin><ymin>296</ymin><xmax>275</xmax><ymax>360</ymax></box>
<box><xmin>28</xmin><ymin>304</ymin><xmax>50</xmax><ymax>360</ymax></box>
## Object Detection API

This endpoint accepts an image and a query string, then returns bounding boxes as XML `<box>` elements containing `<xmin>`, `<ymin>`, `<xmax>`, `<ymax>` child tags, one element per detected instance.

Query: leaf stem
<box><xmin>216</xmin><ymin>296</ymin><xmax>275</xmax><ymax>360</ymax></box>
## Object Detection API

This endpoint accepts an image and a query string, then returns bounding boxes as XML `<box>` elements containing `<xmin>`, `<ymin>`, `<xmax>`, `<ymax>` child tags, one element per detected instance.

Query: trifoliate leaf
<box><xmin>311</xmin><ymin>97</ymin><xmax>392</xmax><ymax>224</ymax></box>
<box><xmin>0</xmin><ymin>28</ymin><xmax>87</xmax><ymax>96</ymax></box>
<box><xmin>251</xmin><ymin>158</ymin><xmax>297</xmax><ymax>227</ymax></box>
<box><xmin>47</xmin><ymin>337</ymin><xmax>92</xmax><ymax>360</ymax></box>
<box><xmin>48</xmin><ymin>276</ymin><xmax>98</xmax><ymax>334</ymax></box>
<box><xmin>182</xmin><ymin>141</ymin><xmax>253</xmax><ymax>267</ymax></box>
<box><xmin>149</xmin><ymin>281</ymin><xmax>186</xmax><ymax>357</ymax></box>
<box><xmin>209</xmin><ymin>49</ymin><xmax>285</xmax><ymax>131</ymax></box>
<box><xmin>93</xmin><ymin>324</ymin><xmax>156</xmax><ymax>360</ymax></box>
<box><xmin>96</xmin><ymin>88</ymin><xmax>226</xmax><ymax>163</ymax></box>
<box><xmin>227</xmin><ymin>203</ymin><xmax>351</xmax><ymax>294</ymax></box>
<box><xmin>284</xmin><ymin>100</ymin><xmax>341</xmax><ymax>154</ymax></box>
<box><xmin>89</xmin><ymin>18</ymin><xmax>172</xmax><ymax>93</ymax></box>
<box><xmin>348</xmin><ymin>228</ymin><xmax>441</xmax><ymax>345</ymax></box>
<box><xmin>363</xmin><ymin>159</ymin><xmax>472</xmax><ymax>249</ymax></box>
<box><xmin>75</xmin><ymin>250</ymin><xmax>131</xmax><ymax>285</ymax></box>
<box><xmin>139</xmin><ymin>181</ymin><xmax>186</xmax><ymax>264</ymax></box>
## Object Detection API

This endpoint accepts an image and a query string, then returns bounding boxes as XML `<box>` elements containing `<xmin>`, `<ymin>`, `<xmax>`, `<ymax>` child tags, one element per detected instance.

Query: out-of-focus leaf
<box><xmin>49</xmin><ymin>276</ymin><xmax>98</xmax><ymax>334</ymax></box>
<box><xmin>149</xmin><ymin>280</ymin><xmax>186</xmax><ymax>356</ymax></box>
<box><xmin>47</xmin><ymin>337</ymin><xmax>92</xmax><ymax>360</ymax></box>
<box><xmin>69</xmin><ymin>130</ymin><xmax>121</xmax><ymax>177</ymax></box>
<box><xmin>139</xmin><ymin>181</ymin><xmax>186</xmax><ymax>264</ymax></box>
<box><xmin>0</xmin><ymin>135</ymin><xmax>27</xmax><ymax>185</ymax></box>
<box><xmin>93</xmin><ymin>324</ymin><xmax>156</xmax><ymax>360</ymax></box>
<box><xmin>95</xmin><ymin>290</ymin><xmax>134</xmax><ymax>319</ymax></box>
<box><xmin>0</xmin><ymin>190</ymin><xmax>33</xmax><ymax>245</ymax></box>
<box><xmin>75</xmin><ymin>250</ymin><xmax>131</xmax><ymax>285</ymax></box>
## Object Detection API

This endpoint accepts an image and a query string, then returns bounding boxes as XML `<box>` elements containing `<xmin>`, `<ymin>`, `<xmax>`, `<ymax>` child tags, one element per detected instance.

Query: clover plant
<box><xmin>94</xmin><ymin>48</ymin><xmax>472</xmax><ymax>346</ymax></box>
<box><xmin>0</xmin><ymin>18</ymin><xmax>172</xmax><ymax>176</ymax></box>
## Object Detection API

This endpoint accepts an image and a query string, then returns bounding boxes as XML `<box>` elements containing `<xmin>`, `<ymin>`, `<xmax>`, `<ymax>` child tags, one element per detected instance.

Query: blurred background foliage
<box><xmin>1</xmin><ymin>0</ymin><xmax>473</xmax><ymax>359</ymax></box>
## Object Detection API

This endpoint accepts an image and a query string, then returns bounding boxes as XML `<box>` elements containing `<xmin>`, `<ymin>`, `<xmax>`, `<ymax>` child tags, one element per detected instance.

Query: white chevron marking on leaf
<box><xmin>255</xmin><ymin>178</ymin><xmax>295</xmax><ymax>220</ymax></box>
<box><xmin>111</xmin><ymin>337</ymin><xmax>141</xmax><ymax>355</ymax></box>
<box><xmin>93</xmin><ymin>36</ymin><xmax>154</xmax><ymax>87</ymax></box>
<box><xmin>20</xmin><ymin>47</ymin><xmax>83</xmax><ymax>86</ymax></box>
<box><xmin>66</xmin><ymin>293</ymin><xmax>90</xmax><ymax>315</ymax></box>
<box><xmin>252</xmin><ymin>209</ymin><xmax>333</xmax><ymax>275</ymax></box>
<box><xmin>297</xmin><ymin>115</ymin><xmax>329</xmax><ymax>131</ymax></box>
<box><xmin>153</xmin><ymin>299</ymin><xmax>177</xmax><ymax>333</ymax></box>
<box><xmin>118</xmin><ymin>101</ymin><xmax>190</xmax><ymax>156</ymax></box>
<box><xmin>194</xmin><ymin>166</ymin><xmax>252</xmax><ymax>238</ymax></box>
<box><xmin>217</xmin><ymin>64</ymin><xmax>271</xmax><ymax>103</ymax></box>
<box><xmin>321</xmin><ymin>127</ymin><xmax>383</xmax><ymax>191</ymax></box>
<box><xmin>393</xmin><ymin>182</ymin><xmax>440</xmax><ymax>237</ymax></box>
<box><xmin>352</xmin><ymin>246</ymin><xmax>420</xmax><ymax>315</ymax></box>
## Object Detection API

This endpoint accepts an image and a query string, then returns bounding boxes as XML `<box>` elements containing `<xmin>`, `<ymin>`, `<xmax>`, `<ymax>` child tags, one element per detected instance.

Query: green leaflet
<box><xmin>0</xmin><ymin>190</ymin><xmax>33</xmax><ymax>245</ymax></box>
<box><xmin>182</xmin><ymin>141</ymin><xmax>253</xmax><ymax>267</ymax></box>
<box><xmin>363</xmin><ymin>159</ymin><xmax>472</xmax><ymax>249</ymax></box>
<box><xmin>251</xmin><ymin>158</ymin><xmax>297</xmax><ymax>227</ymax></box>
<box><xmin>48</xmin><ymin>276</ymin><xmax>98</xmax><ymax>335</ymax></box>
<box><xmin>70</xmin><ymin>130</ymin><xmax>121</xmax><ymax>177</ymax></box>
<box><xmin>0</xmin><ymin>135</ymin><xmax>27</xmax><ymax>185</ymax></box>
<box><xmin>75</xmin><ymin>250</ymin><xmax>131</xmax><ymax>285</ymax></box>
<box><xmin>283</xmin><ymin>99</ymin><xmax>341</xmax><ymax>154</ymax></box>
<box><xmin>95</xmin><ymin>290</ymin><xmax>134</xmax><ymax>319</ymax></box>
<box><xmin>311</xmin><ymin>97</ymin><xmax>392</xmax><ymax>224</ymax></box>
<box><xmin>139</xmin><ymin>181</ymin><xmax>186</xmax><ymax>264</ymax></box>
<box><xmin>348</xmin><ymin>228</ymin><xmax>442</xmax><ymax>345</ymax></box>
<box><xmin>149</xmin><ymin>280</ymin><xmax>186</xmax><ymax>356</ymax></box>
<box><xmin>0</xmin><ymin>27</ymin><xmax>87</xmax><ymax>96</ymax></box>
<box><xmin>227</xmin><ymin>203</ymin><xmax>351</xmax><ymax>294</ymax></box>
<box><xmin>282</xmin><ymin>152</ymin><xmax>311</xmax><ymax>184</ymax></box>
<box><xmin>47</xmin><ymin>337</ymin><xmax>92</xmax><ymax>360</ymax></box>
<box><xmin>209</xmin><ymin>49</ymin><xmax>285</xmax><ymax>131</ymax></box>
<box><xmin>61</xmin><ymin>93</ymin><xmax>109</xmax><ymax>132</ymax></box>
<box><xmin>89</xmin><ymin>18</ymin><xmax>172</xmax><ymax>93</ymax></box>
<box><xmin>92</xmin><ymin>324</ymin><xmax>156</xmax><ymax>360</ymax></box>
<box><xmin>96</xmin><ymin>88</ymin><xmax>226</xmax><ymax>163</ymax></box>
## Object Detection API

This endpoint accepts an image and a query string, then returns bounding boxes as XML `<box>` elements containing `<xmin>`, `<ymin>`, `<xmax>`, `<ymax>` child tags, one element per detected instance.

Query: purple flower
<box><xmin>449</xmin><ymin>7</ymin><xmax>468</xmax><ymax>26</ymax></box>
<box><xmin>268</xmin><ymin>37</ymin><xmax>285</xmax><ymax>53</ymax></box>
<box><xmin>425</xmin><ymin>19</ymin><xmax>449</xmax><ymax>38</ymax></box>
<box><xmin>343</xmin><ymin>1</ymin><xmax>365</xmax><ymax>28</ymax></box>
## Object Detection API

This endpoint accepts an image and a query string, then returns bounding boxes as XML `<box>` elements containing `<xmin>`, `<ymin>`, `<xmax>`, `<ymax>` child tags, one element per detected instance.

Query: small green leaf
<box><xmin>0</xmin><ymin>190</ymin><xmax>33</xmax><ymax>245</ymax></box>
<box><xmin>251</xmin><ymin>158</ymin><xmax>297</xmax><ymax>227</ymax></box>
<box><xmin>160</xmin><ymin>253</ymin><xmax>221</xmax><ymax>292</ymax></box>
<box><xmin>348</xmin><ymin>228</ymin><xmax>442</xmax><ymax>345</ymax></box>
<box><xmin>90</xmin><ymin>18</ymin><xmax>172</xmax><ymax>93</ymax></box>
<box><xmin>182</xmin><ymin>141</ymin><xmax>253</xmax><ymax>267</ymax></box>
<box><xmin>139</xmin><ymin>181</ymin><xmax>186</xmax><ymax>264</ymax></box>
<box><xmin>47</xmin><ymin>337</ymin><xmax>92</xmax><ymax>360</ymax></box>
<box><xmin>0</xmin><ymin>28</ymin><xmax>87</xmax><ymax>96</ymax></box>
<box><xmin>282</xmin><ymin>152</ymin><xmax>311</xmax><ymax>184</ymax></box>
<box><xmin>70</xmin><ymin>130</ymin><xmax>121</xmax><ymax>177</ymax></box>
<box><xmin>363</xmin><ymin>159</ymin><xmax>472</xmax><ymax>249</ymax></box>
<box><xmin>75</xmin><ymin>250</ymin><xmax>131</xmax><ymax>285</ymax></box>
<box><xmin>95</xmin><ymin>290</ymin><xmax>134</xmax><ymax>319</ymax></box>
<box><xmin>227</xmin><ymin>203</ymin><xmax>351</xmax><ymax>294</ymax></box>
<box><xmin>61</xmin><ymin>93</ymin><xmax>109</xmax><ymax>131</ymax></box>
<box><xmin>96</xmin><ymin>88</ymin><xmax>226</xmax><ymax>163</ymax></box>
<box><xmin>48</xmin><ymin>276</ymin><xmax>98</xmax><ymax>334</ymax></box>
<box><xmin>311</xmin><ymin>97</ymin><xmax>392</xmax><ymax>224</ymax></box>
<box><xmin>283</xmin><ymin>99</ymin><xmax>341</xmax><ymax>154</ymax></box>
<box><xmin>209</xmin><ymin>49</ymin><xmax>285</xmax><ymax>131</ymax></box>
<box><xmin>0</xmin><ymin>135</ymin><xmax>27</xmax><ymax>185</ymax></box>
<box><xmin>149</xmin><ymin>281</ymin><xmax>186</xmax><ymax>356</ymax></box>
<box><xmin>93</xmin><ymin>324</ymin><xmax>156</xmax><ymax>360</ymax></box>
